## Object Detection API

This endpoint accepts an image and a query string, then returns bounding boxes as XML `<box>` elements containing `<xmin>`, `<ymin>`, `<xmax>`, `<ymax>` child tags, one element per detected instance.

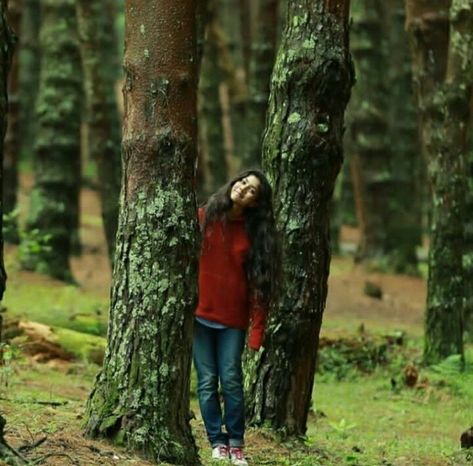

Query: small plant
<box><xmin>0</xmin><ymin>341</ymin><xmax>19</xmax><ymax>392</ymax></box>
<box><xmin>329</xmin><ymin>418</ymin><xmax>357</xmax><ymax>439</ymax></box>
<box><xmin>18</xmin><ymin>227</ymin><xmax>53</xmax><ymax>269</ymax></box>
<box><xmin>2</xmin><ymin>208</ymin><xmax>20</xmax><ymax>243</ymax></box>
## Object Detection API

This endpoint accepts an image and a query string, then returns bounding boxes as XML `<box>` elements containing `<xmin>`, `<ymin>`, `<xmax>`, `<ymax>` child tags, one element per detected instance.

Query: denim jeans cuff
<box><xmin>211</xmin><ymin>440</ymin><xmax>228</xmax><ymax>448</ymax></box>
<box><xmin>229</xmin><ymin>438</ymin><xmax>244</xmax><ymax>448</ymax></box>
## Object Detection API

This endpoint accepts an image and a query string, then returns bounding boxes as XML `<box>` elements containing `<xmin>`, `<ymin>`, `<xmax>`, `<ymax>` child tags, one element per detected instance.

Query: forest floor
<box><xmin>0</xmin><ymin>180</ymin><xmax>472</xmax><ymax>466</ymax></box>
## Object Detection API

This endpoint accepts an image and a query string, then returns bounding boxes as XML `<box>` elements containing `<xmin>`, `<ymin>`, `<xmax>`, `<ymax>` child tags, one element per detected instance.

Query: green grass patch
<box><xmin>2</xmin><ymin>274</ymin><xmax>108</xmax><ymax>336</ymax></box>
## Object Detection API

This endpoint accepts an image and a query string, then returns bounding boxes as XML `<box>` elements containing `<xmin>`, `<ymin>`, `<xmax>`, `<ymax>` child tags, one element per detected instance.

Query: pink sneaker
<box><xmin>229</xmin><ymin>447</ymin><xmax>248</xmax><ymax>466</ymax></box>
<box><xmin>212</xmin><ymin>444</ymin><xmax>230</xmax><ymax>461</ymax></box>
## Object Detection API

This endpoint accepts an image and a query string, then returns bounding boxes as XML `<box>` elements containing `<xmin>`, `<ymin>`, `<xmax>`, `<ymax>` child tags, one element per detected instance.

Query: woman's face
<box><xmin>230</xmin><ymin>175</ymin><xmax>261</xmax><ymax>209</ymax></box>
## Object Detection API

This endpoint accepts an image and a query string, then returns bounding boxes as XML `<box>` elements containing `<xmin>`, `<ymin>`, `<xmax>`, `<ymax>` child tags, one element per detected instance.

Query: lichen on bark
<box><xmin>84</xmin><ymin>1</ymin><xmax>200</xmax><ymax>463</ymax></box>
<box><xmin>244</xmin><ymin>0</ymin><xmax>354</xmax><ymax>436</ymax></box>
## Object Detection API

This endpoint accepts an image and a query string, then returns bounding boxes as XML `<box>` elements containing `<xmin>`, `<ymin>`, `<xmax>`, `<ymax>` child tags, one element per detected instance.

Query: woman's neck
<box><xmin>227</xmin><ymin>204</ymin><xmax>244</xmax><ymax>220</ymax></box>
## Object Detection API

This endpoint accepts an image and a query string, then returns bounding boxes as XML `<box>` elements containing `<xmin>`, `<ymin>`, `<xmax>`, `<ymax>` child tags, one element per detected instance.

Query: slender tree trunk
<box><xmin>218</xmin><ymin>0</ymin><xmax>247</xmax><ymax>165</ymax></box>
<box><xmin>84</xmin><ymin>1</ymin><xmax>199</xmax><ymax>464</ymax></box>
<box><xmin>0</xmin><ymin>0</ymin><xmax>13</xmax><ymax>300</ymax></box>
<box><xmin>349</xmin><ymin>0</ymin><xmax>393</xmax><ymax>267</ymax></box>
<box><xmin>239</xmin><ymin>0</ymin><xmax>251</xmax><ymax>81</ymax></box>
<box><xmin>21</xmin><ymin>0</ymin><xmax>82</xmax><ymax>281</ymax></box>
<box><xmin>198</xmin><ymin>7</ymin><xmax>228</xmax><ymax>194</ymax></box>
<box><xmin>406</xmin><ymin>0</ymin><xmax>466</xmax><ymax>363</ymax></box>
<box><xmin>384</xmin><ymin>0</ymin><xmax>422</xmax><ymax>274</ymax></box>
<box><xmin>240</xmin><ymin>0</ymin><xmax>278</xmax><ymax>169</ymax></box>
<box><xmin>465</xmin><ymin>99</ymin><xmax>473</xmax><ymax>341</ymax></box>
<box><xmin>245</xmin><ymin>0</ymin><xmax>353</xmax><ymax>435</ymax></box>
<box><xmin>3</xmin><ymin>0</ymin><xmax>20</xmax><ymax>244</ymax></box>
<box><xmin>76</xmin><ymin>0</ymin><xmax>121</xmax><ymax>264</ymax></box>
<box><xmin>18</xmin><ymin>0</ymin><xmax>40</xmax><ymax>159</ymax></box>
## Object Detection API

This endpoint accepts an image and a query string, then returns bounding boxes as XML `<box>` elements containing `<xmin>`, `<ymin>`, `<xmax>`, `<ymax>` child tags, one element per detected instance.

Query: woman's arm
<box><xmin>248</xmin><ymin>296</ymin><xmax>267</xmax><ymax>350</ymax></box>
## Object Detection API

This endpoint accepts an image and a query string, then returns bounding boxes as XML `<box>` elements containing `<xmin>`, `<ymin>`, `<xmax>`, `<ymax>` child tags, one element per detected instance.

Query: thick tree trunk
<box><xmin>20</xmin><ymin>0</ymin><xmax>81</xmax><ymax>280</ymax></box>
<box><xmin>406</xmin><ymin>0</ymin><xmax>467</xmax><ymax>363</ymax></box>
<box><xmin>21</xmin><ymin>0</ymin><xmax>82</xmax><ymax>281</ymax></box>
<box><xmin>245</xmin><ymin>0</ymin><xmax>353</xmax><ymax>435</ymax></box>
<box><xmin>3</xmin><ymin>0</ymin><xmax>20</xmax><ymax>244</ymax></box>
<box><xmin>240</xmin><ymin>0</ymin><xmax>278</xmax><ymax>169</ymax></box>
<box><xmin>198</xmin><ymin>8</ymin><xmax>228</xmax><ymax>194</ymax></box>
<box><xmin>84</xmin><ymin>1</ymin><xmax>199</xmax><ymax>464</ymax></box>
<box><xmin>76</xmin><ymin>0</ymin><xmax>122</xmax><ymax>265</ymax></box>
<box><xmin>384</xmin><ymin>0</ymin><xmax>422</xmax><ymax>274</ymax></box>
<box><xmin>18</xmin><ymin>0</ymin><xmax>40</xmax><ymax>159</ymax></box>
<box><xmin>0</xmin><ymin>0</ymin><xmax>14</xmax><ymax>301</ymax></box>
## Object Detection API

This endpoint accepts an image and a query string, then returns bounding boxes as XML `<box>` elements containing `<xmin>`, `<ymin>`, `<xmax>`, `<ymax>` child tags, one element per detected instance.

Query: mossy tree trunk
<box><xmin>384</xmin><ymin>0</ymin><xmax>422</xmax><ymax>274</ymax></box>
<box><xmin>240</xmin><ymin>0</ymin><xmax>278</xmax><ymax>169</ymax></box>
<box><xmin>76</xmin><ymin>0</ymin><xmax>121</xmax><ymax>265</ymax></box>
<box><xmin>3</xmin><ymin>0</ymin><xmax>20</xmax><ymax>244</ymax></box>
<box><xmin>406</xmin><ymin>0</ymin><xmax>468</xmax><ymax>363</ymax></box>
<box><xmin>84</xmin><ymin>1</ymin><xmax>199</xmax><ymax>464</ymax></box>
<box><xmin>0</xmin><ymin>0</ymin><xmax>13</xmax><ymax>300</ymax></box>
<box><xmin>198</xmin><ymin>3</ymin><xmax>228</xmax><ymax>194</ymax></box>
<box><xmin>18</xmin><ymin>0</ymin><xmax>40</xmax><ymax>160</ymax></box>
<box><xmin>244</xmin><ymin>0</ymin><xmax>353</xmax><ymax>435</ymax></box>
<box><xmin>21</xmin><ymin>0</ymin><xmax>82</xmax><ymax>281</ymax></box>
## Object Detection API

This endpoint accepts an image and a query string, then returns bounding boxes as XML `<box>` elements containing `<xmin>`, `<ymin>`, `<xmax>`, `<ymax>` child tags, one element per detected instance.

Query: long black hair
<box><xmin>202</xmin><ymin>169</ymin><xmax>279</xmax><ymax>306</ymax></box>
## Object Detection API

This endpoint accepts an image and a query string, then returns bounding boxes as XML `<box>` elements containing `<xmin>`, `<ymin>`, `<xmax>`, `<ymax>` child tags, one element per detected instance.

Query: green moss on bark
<box><xmin>245</xmin><ymin>0</ymin><xmax>354</xmax><ymax>436</ymax></box>
<box><xmin>21</xmin><ymin>0</ymin><xmax>82</xmax><ymax>281</ymax></box>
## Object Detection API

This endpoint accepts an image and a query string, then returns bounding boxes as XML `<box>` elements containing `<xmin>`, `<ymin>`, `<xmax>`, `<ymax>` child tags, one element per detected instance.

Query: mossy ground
<box><xmin>1</xmin><ymin>182</ymin><xmax>472</xmax><ymax>465</ymax></box>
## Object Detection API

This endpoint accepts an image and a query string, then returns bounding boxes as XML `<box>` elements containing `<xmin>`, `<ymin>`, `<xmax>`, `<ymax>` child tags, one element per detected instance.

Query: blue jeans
<box><xmin>193</xmin><ymin>320</ymin><xmax>246</xmax><ymax>448</ymax></box>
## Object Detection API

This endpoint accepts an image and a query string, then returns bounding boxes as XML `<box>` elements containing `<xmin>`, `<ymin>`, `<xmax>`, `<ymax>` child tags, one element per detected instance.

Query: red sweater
<box><xmin>195</xmin><ymin>208</ymin><xmax>266</xmax><ymax>350</ymax></box>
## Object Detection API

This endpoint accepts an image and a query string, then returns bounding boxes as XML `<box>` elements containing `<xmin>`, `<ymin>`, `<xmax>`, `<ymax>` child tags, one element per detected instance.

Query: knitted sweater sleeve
<box><xmin>248</xmin><ymin>296</ymin><xmax>267</xmax><ymax>350</ymax></box>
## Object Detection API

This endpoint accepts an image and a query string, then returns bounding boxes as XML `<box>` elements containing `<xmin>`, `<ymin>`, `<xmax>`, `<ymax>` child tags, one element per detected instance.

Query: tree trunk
<box><xmin>18</xmin><ymin>0</ymin><xmax>40</xmax><ymax>160</ymax></box>
<box><xmin>384</xmin><ymin>0</ymin><xmax>422</xmax><ymax>274</ymax></box>
<box><xmin>76</xmin><ymin>0</ymin><xmax>122</xmax><ymax>265</ymax></box>
<box><xmin>84</xmin><ymin>1</ymin><xmax>199</xmax><ymax>464</ymax></box>
<box><xmin>20</xmin><ymin>0</ymin><xmax>82</xmax><ymax>281</ymax></box>
<box><xmin>245</xmin><ymin>0</ymin><xmax>353</xmax><ymax>435</ymax></box>
<box><xmin>198</xmin><ymin>7</ymin><xmax>228</xmax><ymax>194</ymax></box>
<box><xmin>3</xmin><ymin>0</ymin><xmax>20</xmax><ymax>244</ymax></box>
<box><xmin>349</xmin><ymin>0</ymin><xmax>394</xmax><ymax>268</ymax></box>
<box><xmin>465</xmin><ymin>100</ymin><xmax>473</xmax><ymax>341</ymax></box>
<box><xmin>406</xmin><ymin>0</ymin><xmax>467</xmax><ymax>363</ymax></box>
<box><xmin>218</xmin><ymin>0</ymin><xmax>247</xmax><ymax>167</ymax></box>
<box><xmin>0</xmin><ymin>0</ymin><xmax>14</xmax><ymax>302</ymax></box>
<box><xmin>240</xmin><ymin>0</ymin><xmax>278</xmax><ymax>169</ymax></box>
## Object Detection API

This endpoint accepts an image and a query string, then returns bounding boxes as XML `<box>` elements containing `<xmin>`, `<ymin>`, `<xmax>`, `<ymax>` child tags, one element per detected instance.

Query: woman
<box><xmin>194</xmin><ymin>169</ymin><xmax>278</xmax><ymax>465</ymax></box>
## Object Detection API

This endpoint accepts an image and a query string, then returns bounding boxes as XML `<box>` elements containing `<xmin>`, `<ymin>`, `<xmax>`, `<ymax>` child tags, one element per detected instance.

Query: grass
<box><xmin>2</xmin><ymin>262</ymin><xmax>108</xmax><ymax>336</ymax></box>
<box><xmin>1</xmin><ymin>246</ymin><xmax>472</xmax><ymax>465</ymax></box>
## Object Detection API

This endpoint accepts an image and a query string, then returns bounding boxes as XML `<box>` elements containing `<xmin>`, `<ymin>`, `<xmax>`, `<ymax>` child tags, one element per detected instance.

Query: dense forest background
<box><xmin>0</xmin><ymin>0</ymin><xmax>472</xmax><ymax>465</ymax></box>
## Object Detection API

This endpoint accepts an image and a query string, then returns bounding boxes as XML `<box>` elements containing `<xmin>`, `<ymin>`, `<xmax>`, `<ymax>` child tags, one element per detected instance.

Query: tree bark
<box><xmin>84</xmin><ymin>1</ymin><xmax>199</xmax><ymax>464</ymax></box>
<box><xmin>349</xmin><ymin>0</ymin><xmax>393</xmax><ymax>267</ymax></box>
<box><xmin>240</xmin><ymin>0</ymin><xmax>278</xmax><ymax>169</ymax></box>
<box><xmin>76</xmin><ymin>0</ymin><xmax>122</xmax><ymax>265</ymax></box>
<box><xmin>198</xmin><ymin>6</ymin><xmax>228</xmax><ymax>194</ymax></box>
<box><xmin>218</xmin><ymin>0</ymin><xmax>247</xmax><ymax>166</ymax></box>
<box><xmin>3</xmin><ymin>0</ymin><xmax>20</xmax><ymax>244</ymax></box>
<box><xmin>0</xmin><ymin>0</ymin><xmax>14</xmax><ymax>300</ymax></box>
<box><xmin>245</xmin><ymin>0</ymin><xmax>353</xmax><ymax>435</ymax></box>
<box><xmin>18</xmin><ymin>0</ymin><xmax>40</xmax><ymax>161</ymax></box>
<box><xmin>21</xmin><ymin>0</ymin><xmax>82</xmax><ymax>281</ymax></box>
<box><xmin>384</xmin><ymin>0</ymin><xmax>422</xmax><ymax>274</ymax></box>
<box><xmin>465</xmin><ymin>99</ymin><xmax>473</xmax><ymax>341</ymax></box>
<box><xmin>406</xmin><ymin>0</ymin><xmax>467</xmax><ymax>363</ymax></box>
